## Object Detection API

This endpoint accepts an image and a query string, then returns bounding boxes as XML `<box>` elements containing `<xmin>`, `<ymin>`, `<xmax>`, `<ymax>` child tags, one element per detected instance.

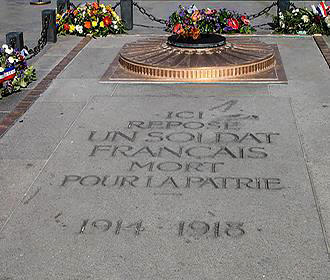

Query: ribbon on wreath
<box><xmin>0</xmin><ymin>66</ymin><xmax>16</xmax><ymax>85</ymax></box>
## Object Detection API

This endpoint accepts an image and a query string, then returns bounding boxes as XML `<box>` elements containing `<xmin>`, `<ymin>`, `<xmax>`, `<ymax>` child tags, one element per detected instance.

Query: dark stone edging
<box><xmin>314</xmin><ymin>36</ymin><xmax>330</xmax><ymax>69</ymax></box>
<box><xmin>0</xmin><ymin>36</ymin><xmax>92</xmax><ymax>138</ymax></box>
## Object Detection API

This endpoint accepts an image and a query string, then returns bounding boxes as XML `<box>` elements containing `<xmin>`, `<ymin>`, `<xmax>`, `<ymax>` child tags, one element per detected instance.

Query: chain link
<box><xmin>112</xmin><ymin>1</ymin><xmax>120</xmax><ymax>10</ymax></box>
<box><xmin>246</xmin><ymin>2</ymin><xmax>277</xmax><ymax>20</ymax></box>
<box><xmin>289</xmin><ymin>2</ymin><xmax>298</xmax><ymax>10</ymax></box>
<box><xmin>133</xmin><ymin>2</ymin><xmax>167</xmax><ymax>25</ymax></box>
<box><xmin>24</xmin><ymin>16</ymin><xmax>50</xmax><ymax>60</ymax></box>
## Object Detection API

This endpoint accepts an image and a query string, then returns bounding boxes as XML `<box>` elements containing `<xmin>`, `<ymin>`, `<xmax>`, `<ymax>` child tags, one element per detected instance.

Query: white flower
<box><xmin>325</xmin><ymin>15</ymin><xmax>330</xmax><ymax>24</ymax></box>
<box><xmin>5</xmin><ymin>47</ymin><xmax>13</xmax><ymax>54</ymax></box>
<box><xmin>187</xmin><ymin>4</ymin><xmax>198</xmax><ymax>14</ymax></box>
<box><xmin>292</xmin><ymin>9</ymin><xmax>300</xmax><ymax>15</ymax></box>
<box><xmin>103</xmin><ymin>8</ymin><xmax>107</xmax><ymax>13</ymax></box>
<box><xmin>114</xmin><ymin>24</ymin><xmax>118</xmax><ymax>29</ymax></box>
<box><xmin>21</xmin><ymin>49</ymin><xmax>29</xmax><ymax>57</ymax></box>
<box><xmin>301</xmin><ymin>15</ymin><xmax>309</xmax><ymax>23</ymax></box>
<box><xmin>0</xmin><ymin>67</ymin><xmax>4</xmax><ymax>72</ymax></box>
<box><xmin>113</xmin><ymin>20</ymin><xmax>117</xmax><ymax>24</ymax></box>
<box><xmin>8</xmin><ymin>56</ymin><xmax>14</xmax><ymax>64</ymax></box>
<box><xmin>280</xmin><ymin>20</ymin><xmax>285</xmax><ymax>28</ymax></box>
<box><xmin>278</xmin><ymin>12</ymin><xmax>284</xmax><ymax>20</ymax></box>
<box><xmin>1</xmin><ymin>44</ymin><xmax>8</xmax><ymax>50</ymax></box>
<box><xmin>76</xmin><ymin>25</ymin><xmax>83</xmax><ymax>33</ymax></box>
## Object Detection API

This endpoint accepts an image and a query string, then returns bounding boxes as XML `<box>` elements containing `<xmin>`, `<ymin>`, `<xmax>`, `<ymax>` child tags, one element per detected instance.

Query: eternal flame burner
<box><xmin>101</xmin><ymin>36</ymin><xmax>287</xmax><ymax>83</ymax></box>
<box><xmin>118</xmin><ymin>36</ymin><xmax>275</xmax><ymax>81</ymax></box>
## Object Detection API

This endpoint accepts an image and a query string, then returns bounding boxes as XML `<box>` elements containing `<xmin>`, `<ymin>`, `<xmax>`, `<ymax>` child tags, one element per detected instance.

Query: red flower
<box><xmin>228</xmin><ymin>18</ymin><xmax>240</xmax><ymax>30</ymax></box>
<box><xmin>314</xmin><ymin>15</ymin><xmax>321</xmax><ymax>23</ymax></box>
<box><xmin>241</xmin><ymin>16</ymin><xmax>250</xmax><ymax>25</ymax></box>
<box><xmin>173</xmin><ymin>23</ymin><xmax>183</xmax><ymax>34</ymax></box>
<box><xmin>84</xmin><ymin>21</ymin><xmax>92</xmax><ymax>29</ymax></box>
<box><xmin>103</xmin><ymin>16</ymin><xmax>112</xmax><ymax>26</ymax></box>
<box><xmin>92</xmin><ymin>2</ymin><xmax>99</xmax><ymax>9</ymax></box>
<box><xmin>64</xmin><ymin>23</ymin><xmax>70</xmax><ymax>31</ymax></box>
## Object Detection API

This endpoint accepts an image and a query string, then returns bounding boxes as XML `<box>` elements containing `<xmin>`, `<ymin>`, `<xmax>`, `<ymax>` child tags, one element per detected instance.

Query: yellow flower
<box><xmin>100</xmin><ymin>21</ymin><xmax>104</xmax><ymax>28</ymax></box>
<box><xmin>100</xmin><ymin>4</ymin><xmax>105</xmax><ymax>8</ymax></box>
<box><xmin>92</xmin><ymin>21</ymin><xmax>98</xmax><ymax>27</ymax></box>
<box><xmin>69</xmin><ymin>25</ymin><xmax>75</xmax><ymax>32</ymax></box>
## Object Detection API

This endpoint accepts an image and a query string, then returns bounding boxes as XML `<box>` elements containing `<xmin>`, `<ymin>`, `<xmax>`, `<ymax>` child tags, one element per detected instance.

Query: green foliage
<box><xmin>273</xmin><ymin>6</ymin><xmax>330</xmax><ymax>35</ymax></box>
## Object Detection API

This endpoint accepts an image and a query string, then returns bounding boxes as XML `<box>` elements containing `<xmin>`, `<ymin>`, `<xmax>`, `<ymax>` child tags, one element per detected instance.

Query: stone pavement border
<box><xmin>0</xmin><ymin>36</ymin><xmax>91</xmax><ymax>138</ymax></box>
<box><xmin>314</xmin><ymin>35</ymin><xmax>330</xmax><ymax>68</ymax></box>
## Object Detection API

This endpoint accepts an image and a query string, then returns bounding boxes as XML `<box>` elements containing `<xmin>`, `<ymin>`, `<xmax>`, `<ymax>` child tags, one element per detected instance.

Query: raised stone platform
<box><xmin>101</xmin><ymin>37</ymin><xmax>287</xmax><ymax>83</ymax></box>
<box><xmin>0</xmin><ymin>34</ymin><xmax>330</xmax><ymax>280</ymax></box>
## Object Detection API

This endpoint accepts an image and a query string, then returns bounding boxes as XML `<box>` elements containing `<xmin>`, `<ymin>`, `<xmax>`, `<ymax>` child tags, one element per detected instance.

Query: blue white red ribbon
<box><xmin>0</xmin><ymin>66</ymin><xmax>16</xmax><ymax>84</ymax></box>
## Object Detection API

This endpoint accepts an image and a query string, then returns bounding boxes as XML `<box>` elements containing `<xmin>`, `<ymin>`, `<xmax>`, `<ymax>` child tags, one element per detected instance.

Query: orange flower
<box><xmin>73</xmin><ymin>10</ymin><xmax>78</xmax><ymax>16</ymax></box>
<box><xmin>191</xmin><ymin>10</ymin><xmax>201</xmax><ymax>21</ymax></box>
<box><xmin>191</xmin><ymin>28</ymin><xmax>200</xmax><ymax>40</ymax></box>
<box><xmin>92</xmin><ymin>2</ymin><xmax>99</xmax><ymax>9</ymax></box>
<box><xmin>84</xmin><ymin>21</ymin><xmax>92</xmax><ymax>29</ymax></box>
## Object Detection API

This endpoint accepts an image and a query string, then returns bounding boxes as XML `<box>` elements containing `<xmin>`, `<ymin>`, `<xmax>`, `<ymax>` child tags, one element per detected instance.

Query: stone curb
<box><xmin>314</xmin><ymin>36</ymin><xmax>330</xmax><ymax>69</ymax></box>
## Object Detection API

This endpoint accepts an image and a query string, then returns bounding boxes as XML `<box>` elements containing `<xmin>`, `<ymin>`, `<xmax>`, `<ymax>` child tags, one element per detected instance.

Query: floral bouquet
<box><xmin>166</xmin><ymin>4</ymin><xmax>254</xmax><ymax>40</ymax></box>
<box><xmin>57</xmin><ymin>0</ymin><xmax>125</xmax><ymax>37</ymax></box>
<box><xmin>0</xmin><ymin>44</ymin><xmax>36</xmax><ymax>98</ymax></box>
<box><xmin>274</xmin><ymin>1</ymin><xmax>330</xmax><ymax>35</ymax></box>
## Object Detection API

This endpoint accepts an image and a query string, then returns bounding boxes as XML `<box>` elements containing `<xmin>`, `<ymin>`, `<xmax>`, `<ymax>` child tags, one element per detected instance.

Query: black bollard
<box><xmin>120</xmin><ymin>0</ymin><xmax>133</xmax><ymax>30</ymax></box>
<box><xmin>57</xmin><ymin>0</ymin><xmax>70</xmax><ymax>14</ymax></box>
<box><xmin>278</xmin><ymin>0</ymin><xmax>290</xmax><ymax>13</ymax></box>
<box><xmin>6</xmin><ymin>32</ymin><xmax>24</xmax><ymax>51</ymax></box>
<box><xmin>42</xmin><ymin>9</ymin><xmax>57</xmax><ymax>43</ymax></box>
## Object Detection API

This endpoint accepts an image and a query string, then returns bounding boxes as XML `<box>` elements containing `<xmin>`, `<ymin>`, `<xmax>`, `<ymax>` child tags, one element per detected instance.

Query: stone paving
<box><xmin>0</xmin><ymin>1</ymin><xmax>330</xmax><ymax>279</ymax></box>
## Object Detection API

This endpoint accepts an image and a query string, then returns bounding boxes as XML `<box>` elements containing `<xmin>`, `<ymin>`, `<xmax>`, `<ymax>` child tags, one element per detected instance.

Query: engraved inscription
<box><xmin>59</xmin><ymin>100</ymin><xmax>284</xmax><ymax>193</ymax></box>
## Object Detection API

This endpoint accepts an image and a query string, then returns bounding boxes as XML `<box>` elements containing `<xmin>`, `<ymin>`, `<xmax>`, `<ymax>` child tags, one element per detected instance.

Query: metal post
<box><xmin>57</xmin><ymin>0</ymin><xmax>70</xmax><ymax>14</ymax></box>
<box><xmin>42</xmin><ymin>9</ymin><xmax>57</xmax><ymax>43</ymax></box>
<box><xmin>120</xmin><ymin>0</ymin><xmax>133</xmax><ymax>30</ymax></box>
<box><xmin>278</xmin><ymin>0</ymin><xmax>290</xmax><ymax>14</ymax></box>
<box><xmin>6</xmin><ymin>32</ymin><xmax>24</xmax><ymax>51</ymax></box>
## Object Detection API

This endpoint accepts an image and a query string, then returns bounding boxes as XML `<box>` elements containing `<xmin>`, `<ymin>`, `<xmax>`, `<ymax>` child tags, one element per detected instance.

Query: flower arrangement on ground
<box><xmin>57</xmin><ymin>0</ymin><xmax>125</xmax><ymax>37</ymax></box>
<box><xmin>274</xmin><ymin>1</ymin><xmax>330</xmax><ymax>35</ymax></box>
<box><xmin>166</xmin><ymin>4</ymin><xmax>254</xmax><ymax>39</ymax></box>
<box><xmin>0</xmin><ymin>45</ymin><xmax>36</xmax><ymax>99</ymax></box>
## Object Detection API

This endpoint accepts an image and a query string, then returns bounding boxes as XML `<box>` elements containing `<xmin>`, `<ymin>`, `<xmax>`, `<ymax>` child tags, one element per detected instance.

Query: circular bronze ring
<box><xmin>30</xmin><ymin>1</ymin><xmax>51</xmax><ymax>5</ymax></box>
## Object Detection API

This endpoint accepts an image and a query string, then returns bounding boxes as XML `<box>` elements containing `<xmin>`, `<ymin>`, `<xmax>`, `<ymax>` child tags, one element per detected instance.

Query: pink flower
<box><xmin>205</xmin><ymin>8</ymin><xmax>216</xmax><ymax>15</ymax></box>
<box><xmin>241</xmin><ymin>16</ymin><xmax>250</xmax><ymax>25</ymax></box>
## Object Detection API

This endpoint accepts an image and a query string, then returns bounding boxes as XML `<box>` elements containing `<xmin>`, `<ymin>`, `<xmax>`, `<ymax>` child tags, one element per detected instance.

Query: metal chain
<box><xmin>133</xmin><ymin>2</ymin><xmax>167</xmax><ymax>25</ymax></box>
<box><xmin>246</xmin><ymin>2</ymin><xmax>277</xmax><ymax>19</ymax></box>
<box><xmin>24</xmin><ymin>15</ymin><xmax>50</xmax><ymax>60</ymax></box>
<box><xmin>289</xmin><ymin>2</ymin><xmax>298</xmax><ymax>10</ymax></box>
<box><xmin>112</xmin><ymin>1</ymin><xmax>120</xmax><ymax>10</ymax></box>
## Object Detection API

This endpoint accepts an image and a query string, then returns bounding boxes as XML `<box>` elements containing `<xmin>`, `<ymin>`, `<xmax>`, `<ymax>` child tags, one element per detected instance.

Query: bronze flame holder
<box><xmin>101</xmin><ymin>36</ymin><xmax>287</xmax><ymax>84</ymax></box>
